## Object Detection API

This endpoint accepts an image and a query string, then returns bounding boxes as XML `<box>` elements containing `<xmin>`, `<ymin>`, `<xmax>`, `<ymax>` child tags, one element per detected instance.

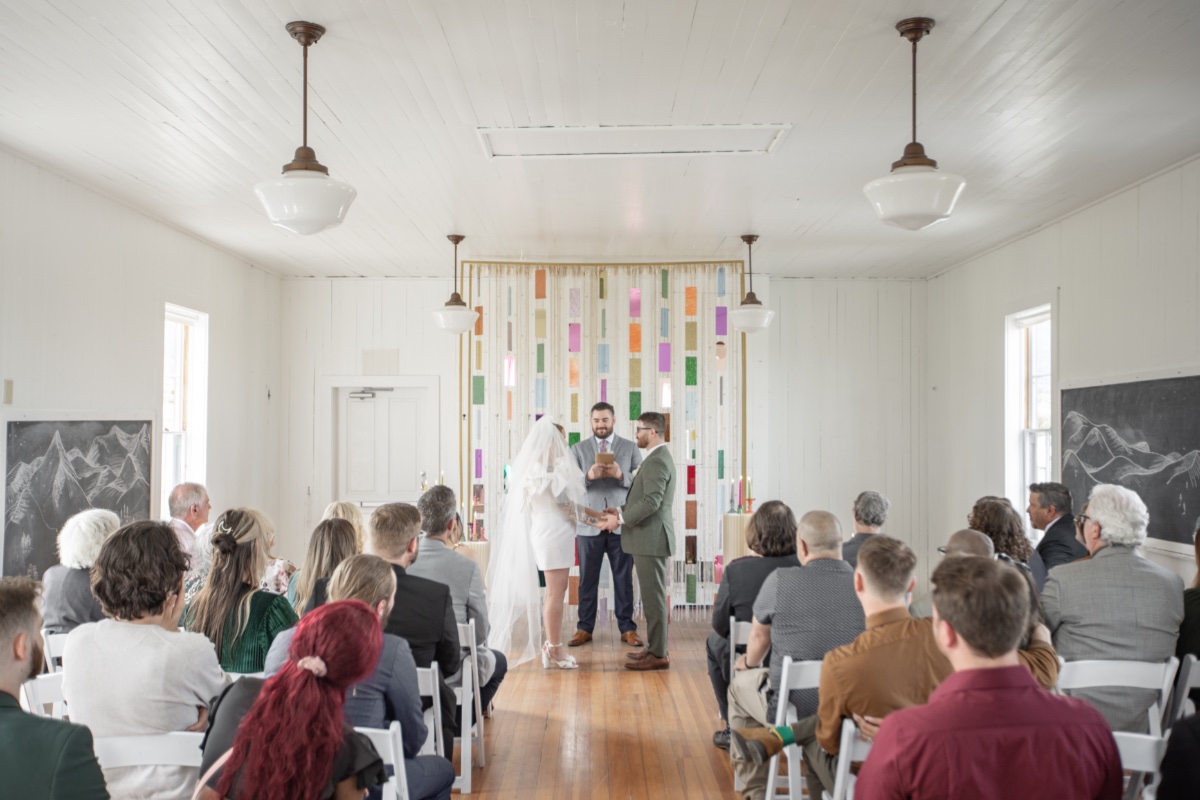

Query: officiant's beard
<box><xmin>591</xmin><ymin>420</ymin><xmax>613</xmax><ymax>439</ymax></box>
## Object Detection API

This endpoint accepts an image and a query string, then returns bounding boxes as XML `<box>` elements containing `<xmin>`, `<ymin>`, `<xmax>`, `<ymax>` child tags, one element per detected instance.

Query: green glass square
<box><xmin>472</xmin><ymin>376</ymin><xmax>485</xmax><ymax>404</ymax></box>
<box><xmin>686</xmin><ymin>356</ymin><xmax>698</xmax><ymax>386</ymax></box>
<box><xmin>629</xmin><ymin>391</ymin><xmax>641</xmax><ymax>420</ymax></box>
<box><xmin>718</xmin><ymin>449</ymin><xmax>724</xmax><ymax>480</ymax></box>
<box><xmin>568</xmin><ymin>432</ymin><xmax>581</xmax><ymax>447</ymax></box>
<box><xmin>537</xmin><ymin>344</ymin><xmax>545</xmax><ymax>373</ymax></box>
<box><xmin>661</xmin><ymin>268</ymin><xmax>669</xmax><ymax>298</ymax></box>
<box><xmin>601</xmin><ymin>309</ymin><xmax>607</xmax><ymax>339</ymax></box>
<box><xmin>599</xmin><ymin>276</ymin><xmax>606</xmax><ymax>299</ymax></box>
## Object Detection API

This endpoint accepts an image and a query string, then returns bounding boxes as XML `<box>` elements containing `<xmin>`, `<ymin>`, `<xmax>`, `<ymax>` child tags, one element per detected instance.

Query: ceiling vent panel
<box><xmin>476</xmin><ymin>124</ymin><xmax>791</xmax><ymax>159</ymax></box>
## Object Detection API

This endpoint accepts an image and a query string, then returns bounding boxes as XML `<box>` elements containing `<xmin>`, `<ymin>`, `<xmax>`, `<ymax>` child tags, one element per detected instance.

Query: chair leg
<box><xmin>765</xmin><ymin>751</ymin><xmax>780</xmax><ymax>797</ymax></box>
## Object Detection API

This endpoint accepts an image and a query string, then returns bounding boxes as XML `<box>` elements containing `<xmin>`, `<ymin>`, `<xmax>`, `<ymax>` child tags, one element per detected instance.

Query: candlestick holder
<box><xmin>744</xmin><ymin>498</ymin><xmax>755</xmax><ymax>514</ymax></box>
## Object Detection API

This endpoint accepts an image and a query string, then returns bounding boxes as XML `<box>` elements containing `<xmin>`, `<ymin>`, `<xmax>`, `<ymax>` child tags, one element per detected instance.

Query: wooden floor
<box><xmin>459</xmin><ymin>614</ymin><xmax>736</xmax><ymax>799</ymax></box>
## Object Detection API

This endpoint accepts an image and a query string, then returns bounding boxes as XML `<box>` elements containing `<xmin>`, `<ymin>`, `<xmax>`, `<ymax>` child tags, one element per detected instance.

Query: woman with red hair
<box><xmin>195</xmin><ymin>600</ymin><xmax>387</xmax><ymax>800</ymax></box>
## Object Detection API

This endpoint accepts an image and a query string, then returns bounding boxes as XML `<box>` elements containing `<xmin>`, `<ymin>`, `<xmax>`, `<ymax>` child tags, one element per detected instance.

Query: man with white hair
<box><xmin>167</xmin><ymin>482</ymin><xmax>210</xmax><ymax>569</ymax></box>
<box><xmin>842</xmin><ymin>491</ymin><xmax>888</xmax><ymax>569</ymax></box>
<box><xmin>1042</xmin><ymin>483</ymin><xmax>1185</xmax><ymax>732</ymax></box>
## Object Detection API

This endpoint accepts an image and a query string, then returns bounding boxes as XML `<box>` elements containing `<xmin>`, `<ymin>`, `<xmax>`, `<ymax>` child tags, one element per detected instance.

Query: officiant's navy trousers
<box><xmin>576</xmin><ymin>531</ymin><xmax>637</xmax><ymax>634</ymax></box>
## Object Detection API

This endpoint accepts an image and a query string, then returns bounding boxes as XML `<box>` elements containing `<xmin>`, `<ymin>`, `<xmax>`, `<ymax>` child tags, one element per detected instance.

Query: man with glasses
<box><xmin>569</xmin><ymin>402</ymin><xmax>644</xmax><ymax>649</ymax></box>
<box><xmin>1042</xmin><ymin>483</ymin><xmax>1184</xmax><ymax>732</ymax></box>
<box><xmin>602</xmin><ymin>412</ymin><xmax>675</xmax><ymax>671</ymax></box>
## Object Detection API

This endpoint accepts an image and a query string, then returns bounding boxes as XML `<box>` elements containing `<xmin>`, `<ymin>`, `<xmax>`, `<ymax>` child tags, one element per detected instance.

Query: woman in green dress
<box><xmin>185</xmin><ymin>508</ymin><xmax>298</xmax><ymax>673</ymax></box>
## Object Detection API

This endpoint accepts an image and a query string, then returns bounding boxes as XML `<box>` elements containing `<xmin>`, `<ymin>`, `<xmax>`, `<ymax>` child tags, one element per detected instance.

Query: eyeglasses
<box><xmin>1075</xmin><ymin>514</ymin><xmax>1093</xmax><ymax>529</ymax></box>
<box><xmin>635</xmin><ymin>427</ymin><xmax>653</xmax><ymax>433</ymax></box>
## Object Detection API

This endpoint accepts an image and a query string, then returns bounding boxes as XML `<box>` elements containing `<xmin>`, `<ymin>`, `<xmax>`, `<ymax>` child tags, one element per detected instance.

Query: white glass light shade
<box><xmin>728</xmin><ymin>301</ymin><xmax>775</xmax><ymax>332</ymax></box>
<box><xmin>863</xmin><ymin>165</ymin><xmax>966</xmax><ymax>231</ymax></box>
<box><xmin>254</xmin><ymin>170</ymin><xmax>357</xmax><ymax>235</ymax></box>
<box><xmin>432</xmin><ymin>302</ymin><xmax>479</xmax><ymax>334</ymax></box>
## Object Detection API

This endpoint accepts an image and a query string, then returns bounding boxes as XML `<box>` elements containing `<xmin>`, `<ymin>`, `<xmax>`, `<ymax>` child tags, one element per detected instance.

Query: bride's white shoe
<box><xmin>542</xmin><ymin>641</ymin><xmax>579</xmax><ymax>669</ymax></box>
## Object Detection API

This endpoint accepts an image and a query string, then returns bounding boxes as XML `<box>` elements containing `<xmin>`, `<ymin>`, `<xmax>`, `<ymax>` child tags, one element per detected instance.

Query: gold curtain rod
<box><xmin>463</xmin><ymin>260</ymin><xmax>744</xmax><ymax>268</ymax></box>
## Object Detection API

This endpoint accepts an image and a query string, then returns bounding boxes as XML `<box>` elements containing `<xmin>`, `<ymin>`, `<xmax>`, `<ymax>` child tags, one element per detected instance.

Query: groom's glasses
<box><xmin>635</xmin><ymin>427</ymin><xmax>652</xmax><ymax>432</ymax></box>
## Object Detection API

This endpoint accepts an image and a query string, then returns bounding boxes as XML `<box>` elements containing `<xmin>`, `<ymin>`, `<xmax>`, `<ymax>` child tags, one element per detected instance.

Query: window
<box><xmin>1005</xmin><ymin>305</ymin><xmax>1052</xmax><ymax>520</ymax></box>
<box><xmin>161</xmin><ymin>304</ymin><xmax>208</xmax><ymax>515</ymax></box>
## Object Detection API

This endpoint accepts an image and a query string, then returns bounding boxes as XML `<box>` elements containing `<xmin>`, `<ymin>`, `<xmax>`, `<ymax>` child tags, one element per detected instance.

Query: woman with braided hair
<box><xmin>194</xmin><ymin>600</ymin><xmax>388</xmax><ymax>800</ymax></box>
<box><xmin>184</xmin><ymin>508</ymin><xmax>298</xmax><ymax>673</ymax></box>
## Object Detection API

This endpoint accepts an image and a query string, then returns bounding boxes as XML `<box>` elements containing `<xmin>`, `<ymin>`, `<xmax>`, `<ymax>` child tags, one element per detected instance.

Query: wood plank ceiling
<box><xmin>1</xmin><ymin>0</ymin><xmax>1198</xmax><ymax>279</ymax></box>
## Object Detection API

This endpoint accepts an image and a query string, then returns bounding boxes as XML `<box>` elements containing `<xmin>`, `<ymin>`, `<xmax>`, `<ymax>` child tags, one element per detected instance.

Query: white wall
<box><xmin>0</xmin><ymin>147</ymin><xmax>282</xmax><ymax>538</ymax></box>
<box><xmin>765</xmin><ymin>280</ymin><xmax>928</xmax><ymax>579</ymax></box>
<box><xmin>927</xmin><ymin>156</ymin><xmax>1200</xmax><ymax>584</ymax></box>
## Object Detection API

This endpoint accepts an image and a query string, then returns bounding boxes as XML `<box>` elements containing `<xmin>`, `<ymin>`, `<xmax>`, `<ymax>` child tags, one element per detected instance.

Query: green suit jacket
<box><xmin>0</xmin><ymin>691</ymin><xmax>109</xmax><ymax>799</ymax></box>
<box><xmin>620</xmin><ymin>445</ymin><xmax>676</xmax><ymax>558</ymax></box>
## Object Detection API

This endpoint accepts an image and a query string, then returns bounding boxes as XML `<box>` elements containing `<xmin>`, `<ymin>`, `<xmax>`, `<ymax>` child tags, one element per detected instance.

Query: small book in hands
<box><xmin>594</xmin><ymin>451</ymin><xmax>616</xmax><ymax>465</ymax></box>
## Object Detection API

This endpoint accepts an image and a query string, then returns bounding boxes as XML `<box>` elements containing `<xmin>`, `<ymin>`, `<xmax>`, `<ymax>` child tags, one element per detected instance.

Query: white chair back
<box><xmin>824</xmin><ymin>718</ymin><xmax>873</xmax><ymax>800</ymax></box>
<box><xmin>357</xmin><ymin>721</ymin><xmax>410</xmax><ymax>800</ymax></box>
<box><xmin>728</xmin><ymin>616</ymin><xmax>754</xmax><ymax>793</ymax></box>
<box><xmin>1056</xmin><ymin>657</ymin><xmax>1179</xmax><ymax>736</ymax></box>
<box><xmin>455</xmin><ymin>620</ymin><xmax>486</xmax><ymax>776</ymax></box>
<box><xmin>92</xmin><ymin>732</ymin><xmax>205</xmax><ymax>769</ymax></box>
<box><xmin>21</xmin><ymin>672</ymin><xmax>67</xmax><ymax>718</ymax></box>
<box><xmin>1167</xmin><ymin>653</ymin><xmax>1198</xmax><ymax>724</ymax></box>
<box><xmin>765</xmin><ymin>657</ymin><xmax>823</xmax><ymax>800</ymax></box>
<box><xmin>41</xmin><ymin>629</ymin><xmax>69</xmax><ymax>673</ymax></box>
<box><xmin>415</xmin><ymin>663</ymin><xmax>444</xmax><ymax>757</ymax></box>
<box><xmin>451</xmin><ymin>621</ymin><xmax>478</xmax><ymax>794</ymax></box>
<box><xmin>1113</xmin><ymin>731</ymin><xmax>1168</xmax><ymax>800</ymax></box>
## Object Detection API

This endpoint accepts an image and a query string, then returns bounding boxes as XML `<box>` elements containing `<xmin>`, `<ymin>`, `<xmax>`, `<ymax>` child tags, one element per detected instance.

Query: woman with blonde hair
<box><xmin>290</xmin><ymin>519</ymin><xmax>358</xmax><ymax>615</ymax></box>
<box><xmin>43</xmin><ymin>508</ymin><xmax>121</xmax><ymax>633</ymax></box>
<box><xmin>184</xmin><ymin>508</ymin><xmax>298</xmax><ymax>673</ymax></box>
<box><xmin>323</xmin><ymin>500</ymin><xmax>366</xmax><ymax>553</ymax></box>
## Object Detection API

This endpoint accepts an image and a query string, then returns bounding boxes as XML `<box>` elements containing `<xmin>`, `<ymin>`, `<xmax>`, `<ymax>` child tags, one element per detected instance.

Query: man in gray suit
<box><xmin>1042</xmin><ymin>483</ymin><xmax>1184</xmax><ymax>732</ymax></box>
<box><xmin>410</xmin><ymin>485</ymin><xmax>507</xmax><ymax>728</ymax></box>
<box><xmin>568</xmin><ymin>402</ymin><xmax>644</xmax><ymax>648</ymax></box>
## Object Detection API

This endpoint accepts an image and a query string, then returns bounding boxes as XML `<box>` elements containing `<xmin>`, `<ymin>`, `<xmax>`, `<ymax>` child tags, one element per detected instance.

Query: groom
<box><xmin>603</xmin><ymin>411</ymin><xmax>676</xmax><ymax>671</ymax></box>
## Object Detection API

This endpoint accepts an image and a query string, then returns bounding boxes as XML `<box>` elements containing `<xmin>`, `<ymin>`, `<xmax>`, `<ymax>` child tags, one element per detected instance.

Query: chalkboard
<box><xmin>1062</xmin><ymin>375</ymin><xmax>1200</xmax><ymax>546</ymax></box>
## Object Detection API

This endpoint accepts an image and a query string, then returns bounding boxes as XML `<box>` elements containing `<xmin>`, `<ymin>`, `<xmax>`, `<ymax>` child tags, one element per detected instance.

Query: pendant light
<box><xmin>254</xmin><ymin>21</ymin><xmax>357</xmax><ymax>235</ymax></box>
<box><xmin>863</xmin><ymin>18</ymin><xmax>965</xmax><ymax>231</ymax></box>
<box><xmin>728</xmin><ymin>234</ymin><xmax>775</xmax><ymax>333</ymax></box>
<box><xmin>433</xmin><ymin>235</ymin><xmax>479</xmax><ymax>334</ymax></box>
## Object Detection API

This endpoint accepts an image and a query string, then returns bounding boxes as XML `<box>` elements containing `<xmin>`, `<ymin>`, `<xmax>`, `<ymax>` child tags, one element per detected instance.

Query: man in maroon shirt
<box><xmin>855</xmin><ymin>556</ymin><xmax>1121</xmax><ymax>800</ymax></box>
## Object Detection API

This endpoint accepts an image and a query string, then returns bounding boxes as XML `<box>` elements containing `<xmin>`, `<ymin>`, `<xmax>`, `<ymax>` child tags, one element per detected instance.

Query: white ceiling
<box><xmin>2</xmin><ymin>0</ymin><xmax>1199</xmax><ymax>279</ymax></box>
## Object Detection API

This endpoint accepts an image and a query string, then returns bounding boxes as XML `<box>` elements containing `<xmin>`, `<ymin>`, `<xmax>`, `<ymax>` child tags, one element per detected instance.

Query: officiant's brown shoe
<box><xmin>568</xmin><ymin>630</ymin><xmax>592</xmax><ymax>647</ymax></box>
<box><xmin>626</xmin><ymin>648</ymin><xmax>651</xmax><ymax>661</ymax></box>
<box><xmin>624</xmin><ymin>653</ymin><xmax>670</xmax><ymax>671</ymax></box>
<box><xmin>620</xmin><ymin>631</ymin><xmax>644</xmax><ymax>647</ymax></box>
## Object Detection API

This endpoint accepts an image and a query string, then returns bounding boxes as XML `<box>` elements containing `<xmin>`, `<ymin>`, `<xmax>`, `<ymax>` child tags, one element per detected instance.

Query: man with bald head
<box><xmin>726</xmin><ymin>508</ymin><xmax>866</xmax><ymax>798</ymax></box>
<box><xmin>942</xmin><ymin>528</ymin><xmax>994</xmax><ymax>559</ymax></box>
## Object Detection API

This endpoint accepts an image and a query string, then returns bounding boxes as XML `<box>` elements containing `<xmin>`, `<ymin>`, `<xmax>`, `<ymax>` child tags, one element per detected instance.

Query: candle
<box><xmin>738</xmin><ymin>475</ymin><xmax>744</xmax><ymax>508</ymax></box>
<box><xmin>440</xmin><ymin>470</ymin><xmax>445</xmax><ymax>486</ymax></box>
<box><xmin>747</xmin><ymin>476</ymin><xmax>752</xmax><ymax>499</ymax></box>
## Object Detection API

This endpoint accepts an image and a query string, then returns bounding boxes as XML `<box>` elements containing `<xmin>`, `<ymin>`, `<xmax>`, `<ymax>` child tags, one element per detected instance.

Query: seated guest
<box><xmin>0</xmin><ymin>577</ymin><xmax>108</xmax><ymax>800</ymax></box>
<box><xmin>63</xmin><ymin>521</ymin><xmax>229</xmax><ymax>800</ymax></box>
<box><xmin>1043</xmin><ymin>483</ymin><xmax>1185</xmax><ymax>732</ymax></box>
<box><xmin>708</xmin><ymin>501</ymin><xmax>802</xmax><ymax>750</ymax></box>
<box><xmin>1158</xmin><ymin>710</ymin><xmax>1200</xmax><ymax>800</ymax></box>
<box><xmin>184</xmin><ymin>508</ymin><xmax>299</xmax><ymax>673</ymax></box>
<box><xmin>854</xmin><ymin>557</ymin><xmax>1121</xmax><ymax>800</ymax></box>
<box><xmin>842</xmin><ymin>491</ymin><xmax>888</xmax><ymax>569</ymax></box>
<box><xmin>290</xmin><ymin>519</ymin><xmax>358</xmax><ymax>614</ymax></box>
<box><xmin>1177</xmin><ymin>519</ymin><xmax>1200</xmax><ymax>661</ymax></box>
<box><xmin>265</xmin><ymin>556</ymin><xmax>454</xmax><ymax>800</ymax></box>
<box><xmin>969</xmin><ymin>496</ymin><xmax>1047</xmax><ymax>590</ymax></box>
<box><xmin>184</xmin><ymin>522</ymin><xmax>215</xmax><ymax>604</ymax></box>
<box><xmin>167</xmin><ymin>482</ymin><xmax>211</xmax><ymax>571</ymax></box>
<box><xmin>732</xmin><ymin>536</ymin><xmax>1059</xmax><ymax>798</ymax></box>
<box><xmin>42</xmin><ymin>509</ymin><xmax>119</xmax><ymax>634</ymax></box>
<box><xmin>195</xmin><ymin>601</ymin><xmax>387</xmax><ymax>800</ymax></box>
<box><xmin>941</xmin><ymin>528</ymin><xmax>993</xmax><ymax>559</ymax></box>
<box><xmin>1028</xmin><ymin>481</ymin><xmax>1088</xmax><ymax>571</ymax></box>
<box><xmin>727</xmin><ymin>509</ymin><xmax>864</xmax><ymax>798</ymax></box>
<box><xmin>409</xmin><ymin>485</ymin><xmax>507</xmax><ymax>732</ymax></box>
<box><xmin>308</xmin><ymin>503</ymin><xmax>461</xmax><ymax>758</ymax></box>
<box><xmin>324</xmin><ymin>500</ymin><xmax>367</xmax><ymax>553</ymax></box>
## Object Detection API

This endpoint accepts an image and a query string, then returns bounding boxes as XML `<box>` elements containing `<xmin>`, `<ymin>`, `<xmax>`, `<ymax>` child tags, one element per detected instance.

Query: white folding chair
<box><xmin>358</xmin><ymin>721</ymin><xmax>411</xmax><ymax>800</ymax></box>
<box><xmin>41</xmin><ymin>629</ymin><xmax>69</xmax><ymax>673</ymax></box>
<box><xmin>416</xmin><ymin>663</ymin><xmax>445</xmax><ymax>757</ymax></box>
<box><xmin>92</xmin><ymin>731</ymin><xmax>205</xmax><ymax>769</ymax></box>
<box><xmin>1166</xmin><ymin>653</ymin><xmax>1198</xmax><ymax>725</ymax></box>
<box><xmin>1113</xmin><ymin>731</ymin><xmax>1168</xmax><ymax>800</ymax></box>
<box><xmin>453</xmin><ymin>621</ymin><xmax>486</xmax><ymax>794</ymax></box>
<box><xmin>21</xmin><ymin>672</ymin><xmax>67</xmax><ymax>719</ymax></box>
<box><xmin>765</xmin><ymin>657</ymin><xmax>822</xmax><ymax>800</ymax></box>
<box><xmin>1056</xmin><ymin>657</ymin><xmax>1179</xmax><ymax>736</ymax></box>
<box><xmin>728</xmin><ymin>616</ymin><xmax>754</xmax><ymax>791</ymax></box>
<box><xmin>821</xmin><ymin>718</ymin><xmax>873</xmax><ymax>800</ymax></box>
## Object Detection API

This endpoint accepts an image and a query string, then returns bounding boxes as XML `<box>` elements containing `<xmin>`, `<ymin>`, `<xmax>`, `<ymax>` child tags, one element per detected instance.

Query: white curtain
<box><xmin>466</xmin><ymin>261</ymin><xmax>744</xmax><ymax>610</ymax></box>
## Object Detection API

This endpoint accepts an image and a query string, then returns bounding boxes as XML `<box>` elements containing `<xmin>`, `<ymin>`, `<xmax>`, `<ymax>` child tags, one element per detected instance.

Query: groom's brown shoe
<box><xmin>626</xmin><ymin>648</ymin><xmax>651</xmax><ymax>661</ymax></box>
<box><xmin>624</xmin><ymin>653</ymin><xmax>669</xmax><ymax>671</ymax></box>
<box><xmin>568</xmin><ymin>630</ymin><xmax>592</xmax><ymax>647</ymax></box>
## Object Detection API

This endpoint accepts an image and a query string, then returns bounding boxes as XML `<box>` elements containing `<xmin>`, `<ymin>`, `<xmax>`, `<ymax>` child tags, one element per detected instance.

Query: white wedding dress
<box><xmin>486</xmin><ymin>416</ymin><xmax>586</xmax><ymax>665</ymax></box>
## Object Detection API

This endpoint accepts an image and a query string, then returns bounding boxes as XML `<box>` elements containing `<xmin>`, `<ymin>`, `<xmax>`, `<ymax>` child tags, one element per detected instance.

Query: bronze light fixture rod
<box><xmin>446</xmin><ymin>235</ymin><xmax>467</xmax><ymax>307</ymax></box>
<box><xmin>891</xmin><ymin>17</ymin><xmax>938</xmax><ymax>170</ymax></box>
<box><xmin>282</xmin><ymin>21</ymin><xmax>330</xmax><ymax>175</ymax></box>
<box><xmin>740</xmin><ymin>234</ymin><xmax>762</xmax><ymax>306</ymax></box>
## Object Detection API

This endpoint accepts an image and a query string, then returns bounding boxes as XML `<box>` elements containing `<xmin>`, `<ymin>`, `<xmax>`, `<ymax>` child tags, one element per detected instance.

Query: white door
<box><xmin>336</xmin><ymin>385</ymin><xmax>439</xmax><ymax>504</ymax></box>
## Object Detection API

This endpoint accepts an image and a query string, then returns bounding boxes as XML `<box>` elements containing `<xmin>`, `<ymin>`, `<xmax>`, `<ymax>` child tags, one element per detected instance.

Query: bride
<box><xmin>487</xmin><ymin>415</ymin><xmax>606</xmax><ymax>668</ymax></box>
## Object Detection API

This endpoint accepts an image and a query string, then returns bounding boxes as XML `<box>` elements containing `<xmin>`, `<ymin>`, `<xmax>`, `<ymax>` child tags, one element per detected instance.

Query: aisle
<box><xmin>462</xmin><ymin>615</ymin><xmax>735</xmax><ymax>799</ymax></box>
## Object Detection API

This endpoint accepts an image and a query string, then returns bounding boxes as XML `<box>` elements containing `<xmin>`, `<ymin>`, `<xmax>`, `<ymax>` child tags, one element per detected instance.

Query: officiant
<box><xmin>568</xmin><ymin>402</ymin><xmax>644</xmax><ymax>648</ymax></box>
